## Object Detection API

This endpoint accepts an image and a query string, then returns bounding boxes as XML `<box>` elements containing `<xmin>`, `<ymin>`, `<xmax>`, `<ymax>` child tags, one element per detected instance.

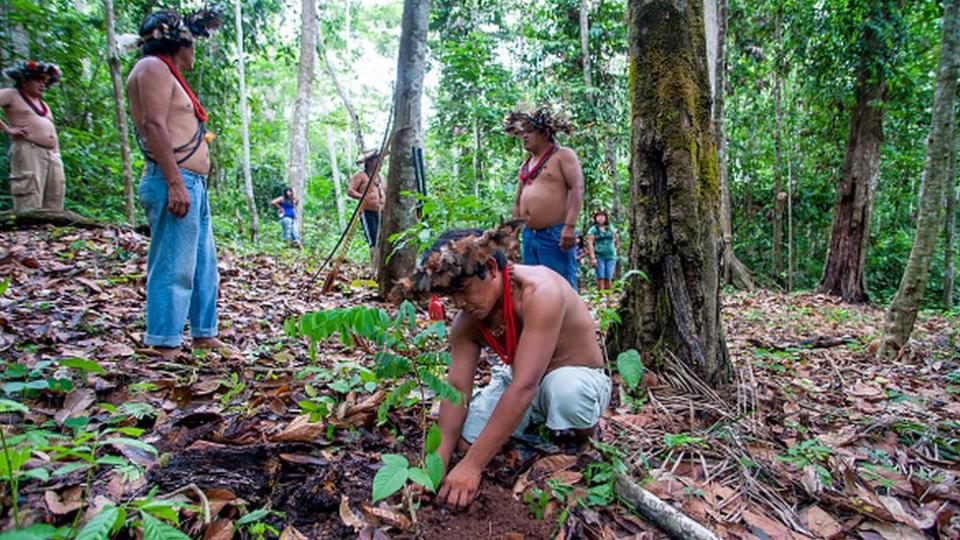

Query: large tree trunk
<box><xmin>708</xmin><ymin>0</ymin><xmax>753</xmax><ymax>291</ymax></box>
<box><xmin>289</xmin><ymin>0</ymin><xmax>318</xmax><ymax>236</ymax></box>
<box><xmin>610</xmin><ymin>0</ymin><xmax>731</xmax><ymax>386</ymax></box>
<box><xmin>878</xmin><ymin>0</ymin><xmax>960</xmax><ymax>359</ymax></box>
<box><xmin>377</xmin><ymin>0</ymin><xmax>428</xmax><ymax>297</ymax></box>
<box><xmin>234</xmin><ymin>0</ymin><xmax>258</xmax><ymax>242</ymax></box>
<box><xmin>103</xmin><ymin>0</ymin><xmax>135</xmax><ymax>226</ymax></box>
<box><xmin>817</xmin><ymin>5</ymin><xmax>893</xmax><ymax>303</ymax></box>
<box><xmin>945</xmin><ymin>139</ymin><xmax>957</xmax><ymax>310</ymax></box>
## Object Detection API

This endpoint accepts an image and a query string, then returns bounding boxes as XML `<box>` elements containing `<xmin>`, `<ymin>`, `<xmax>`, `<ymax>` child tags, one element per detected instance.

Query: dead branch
<box><xmin>614</xmin><ymin>471</ymin><xmax>720</xmax><ymax>540</ymax></box>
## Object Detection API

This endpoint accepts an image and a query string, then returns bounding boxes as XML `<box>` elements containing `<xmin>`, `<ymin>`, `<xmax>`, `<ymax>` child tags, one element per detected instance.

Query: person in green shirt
<box><xmin>585</xmin><ymin>209</ymin><xmax>619</xmax><ymax>291</ymax></box>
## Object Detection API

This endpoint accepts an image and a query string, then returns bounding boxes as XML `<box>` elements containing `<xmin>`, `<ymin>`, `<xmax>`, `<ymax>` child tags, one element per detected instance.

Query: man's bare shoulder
<box><xmin>450</xmin><ymin>311</ymin><xmax>482</xmax><ymax>344</ymax></box>
<box><xmin>0</xmin><ymin>88</ymin><xmax>15</xmax><ymax>106</ymax></box>
<box><xmin>557</xmin><ymin>146</ymin><xmax>580</xmax><ymax>162</ymax></box>
<box><xmin>514</xmin><ymin>265</ymin><xmax>568</xmax><ymax>306</ymax></box>
<box><xmin>128</xmin><ymin>56</ymin><xmax>169</xmax><ymax>83</ymax></box>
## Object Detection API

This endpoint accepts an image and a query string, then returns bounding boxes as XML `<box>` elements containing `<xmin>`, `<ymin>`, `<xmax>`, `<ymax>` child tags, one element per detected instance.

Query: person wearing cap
<box><xmin>126</xmin><ymin>8</ymin><xmax>228</xmax><ymax>359</ymax></box>
<box><xmin>395</xmin><ymin>221</ymin><xmax>611</xmax><ymax>510</ymax></box>
<box><xmin>506</xmin><ymin>107</ymin><xmax>585</xmax><ymax>291</ymax></box>
<box><xmin>0</xmin><ymin>60</ymin><xmax>65</xmax><ymax>211</ymax></box>
<box><xmin>348</xmin><ymin>149</ymin><xmax>385</xmax><ymax>271</ymax></box>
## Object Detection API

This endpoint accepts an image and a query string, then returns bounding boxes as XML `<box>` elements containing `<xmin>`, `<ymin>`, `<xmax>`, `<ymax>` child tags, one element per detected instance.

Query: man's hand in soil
<box><xmin>167</xmin><ymin>180</ymin><xmax>191</xmax><ymax>218</ymax></box>
<box><xmin>438</xmin><ymin>460</ymin><xmax>481</xmax><ymax>510</ymax></box>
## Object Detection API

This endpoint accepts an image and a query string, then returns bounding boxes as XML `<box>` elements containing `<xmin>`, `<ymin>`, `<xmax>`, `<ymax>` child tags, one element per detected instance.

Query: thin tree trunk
<box><xmin>580</xmin><ymin>0</ymin><xmax>592</xmax><ymax>89</ymax></box>
<box><xmin>772</xmin><ymin>9</ymin><xmax>784</xmax><ymax>281</ymax></box>
<box><xmin>326</xmin><ymin>124</ymin><xmax>346</xmax><ymax>230</ymax></box>
<box><xmin>289</xmin><ymin>0</ymin><xmax>318</xmax><ymax>236</ymax></box>
<box><xmin>710</xmin><ymin>0</ymin><xmax>753</xmax><ymax>291</ymax></box>
<box><xmin>610</xmin><ymin>0</ymin><xmax>731</xmax><ymax>386</ymax></box>
<box><xmin>344</xmin><ymin>0</ymin><xmax>355</xmax><ymax>164</ymax></box>
<box><xmin>320</xmin><ymin>42</ymin><xmax>364</xmax><ymax>152</ymax></box>
<box><xmin>878</xmin><ymin>0</ymin><xmax>960</xmax><ymax>359</ymax></box>
<box><xmin>787</xmin><ymin>135</ymin><xmax>794</xmax><ymax>292</ymax></box>
<box><xmin>377</xmin><ymin>0</ymin><xmax>429</xmax><ymax>297</ymax></box>
<box><xmin>943</xmin><ymin>132</ymin><xmax>957</xmax><ymax>310</ymax></box>
<box><xmin>234</xmin><ymin>0</ymin><xmax>258</xmax><ymax>241</ymax></box>
<box><xmin>103</xmin><ymin>0</ymin><xmax>135</xmax><ymax>226</ymax></box>
<box><xmin>473</xmin><ymin>118</ymin><xmax>481</xmax><ymax>197</ymax></box>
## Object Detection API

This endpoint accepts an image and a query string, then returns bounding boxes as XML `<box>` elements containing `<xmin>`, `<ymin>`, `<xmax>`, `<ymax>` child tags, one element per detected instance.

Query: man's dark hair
<box><xmin>142</xmin><ymin>39</ymin><xmax>185</xmax><ymax>56</ymax></box>
<box><xmin>363</xmin><ymin>154</ymin><xmax>380</xmax><ymax>176</ymax></box>
<box><xmin>420</xmin><ymin>228</ymin><xmax>507</xmax><ymax>293</ymax></box>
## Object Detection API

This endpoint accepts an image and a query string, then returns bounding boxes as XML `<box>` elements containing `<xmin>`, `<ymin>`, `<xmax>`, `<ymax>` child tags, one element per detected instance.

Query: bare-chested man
<box><xmin>0</xmin><ymin>60</ymin><xmax>64</xmax><ymax>211</ymax></box>
<box><xmin>348</xmin><ymin>149</ymin><xmax>385</xmax><ymax>271</ymax></box>
<box><xmin>126</xmin><ymin>8</ymin><xmax>227</xmax><ymax>359</ymax></box>
<box><xmin>397</xmin><ymin>222</ymin><xmax>611</xmax><ymax>509</ymax></box>
<box><xmin>506</xmin><ymin>108</ymin><xmax>585</xmax><ymax>291</ymax></box>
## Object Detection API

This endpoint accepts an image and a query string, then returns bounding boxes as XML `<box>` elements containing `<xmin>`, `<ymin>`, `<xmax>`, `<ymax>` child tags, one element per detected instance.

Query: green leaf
<box><xmin>52</xmin><ymin>462</ymin><xmax>90</xmax><ymax>477</ymax></box>
<box><xmin>20</xmin><ymin>467</ymin><xmax>50</xmax><ymax>482</ymax></box>
<box><xmin>616</xmin><ymin>349</ymin><xmax>644</xmax><ymax>390</ymax></box>
<box><xmin>141</xmin><ymin>513</ymin><xmax>190</xmax><ymax>540</ymax></box>
<box><xmin>425</xmin><ymin>452</ymin><xmax>444</xmax><ymax>489</ymax></box>
<box><xmin>58</xmin><ymin>358</ymin><xmax>106</xmax><ymax>374</ymax></box>
<box><xmin>103</xmin><ymin>437</ymin><xmax>158</xmax><ymax>456</ymax></box>
<box><xmin>408</xmin><ymin>467</ymin><xmax>435</xmax><ymax>492</ymax></box>
<box><xmin>76</xmin><ymin>505</ymin><xmax>120</xmax><ymax>540</ymax></box>
<box><xmin>424</xmin><ymin>424</ymin><xmax>442</xmax><ymax>454</ymax></box>
<box><xmin>0</xmin><ymin>398</ymin><xmax>28</xmax><ymax>414</ymax></box>
<box><xmin>236</xmin><ymin>508</ymin><xmax>274</xmax><ymax>525</ymax></box>
<box><xmin>372</xmin><ymin>456</ymin><xmax>409</xmax><ymax>502</ymax></box>
<box><xmin>0</xmin><ymin>523</ymin><xmax>70</xmax><ymax>540</ymax></box>
<box><xmin>419</xmin><ymin>369</ymin><xmax>463</xmax><ymax>405</ymax></box>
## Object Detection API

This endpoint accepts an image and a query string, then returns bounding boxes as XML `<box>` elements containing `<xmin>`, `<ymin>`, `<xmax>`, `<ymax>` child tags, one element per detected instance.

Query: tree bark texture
<box><xmin>611</xmin><ymin>0</ymin><xmax>731</xmax><ymax>386</ymax></box>
<box><xmin>604</xmin><ymin>136</ymin><xmax>621</xmax><ymax>223</ymax></box>
<box><xmin>772</xmin><ymin>10</ymin><xmax>784</xmax><ymax>281</ymax></box>
<box><xmin>817</xmin><ymin>5</ymin><xmax>892</xmax><ymax>303</ymax></box>
<box><xmin>878</xmin><ymin>0</ymin><xmax>960</xmax><ymax>359</ymax></box>
<box><xmin>943</xmin><ymin>136</ymin><xmax>957</xmax><ymax>310</ymax></box>
<box><xmin>234</xmin><ymin>0</ymin><xmax>258</xmax><ymax>242</ymax></box>
<box><xmin>710</xmin><ymin>0</ymin><xmax>753</xmax><ymax>291</ymax></box>
<box><xmin>377</xmin><ymin>0</ymin><xmax>429</xmax><ymax>297</ymax></box>
<box><xmin>103</xmin><ymin>0</ymin><xmax>135</xmax><ymax>226</ymax></box>
<box><xmin>289</xmin><ymin>0</ymin><xmax>318</xmax><ymax>235</ymax></box>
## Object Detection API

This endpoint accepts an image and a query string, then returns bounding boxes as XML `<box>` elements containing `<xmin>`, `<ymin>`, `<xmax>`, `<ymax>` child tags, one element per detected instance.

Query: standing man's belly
<box><xmin>179</xmin><ymin>142</ymin><xmax>210</xmax><ymax>176</ymax></box>
<box><xmin>520</xmin><ymin>182</ymin><xmax>568</xmax><ymax>230</ymax></box>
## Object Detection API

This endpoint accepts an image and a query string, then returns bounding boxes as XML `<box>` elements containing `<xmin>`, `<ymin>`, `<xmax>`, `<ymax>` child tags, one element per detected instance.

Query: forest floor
<box><xmin>1</xmin><ymin>225</ymin><xmax>959</xmax><ymax>540</ymax></box>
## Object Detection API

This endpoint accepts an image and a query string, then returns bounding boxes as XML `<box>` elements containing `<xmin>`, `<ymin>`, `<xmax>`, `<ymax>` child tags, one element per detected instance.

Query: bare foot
<box><xmin>192</xmin><ymin>337</ymin><xmax>240</xmax><ymax>358</ymax></box>
<box><xmin>138</xmin><ymin>346</ymin><xmax>185</xmax><ymax>360</ymax></box>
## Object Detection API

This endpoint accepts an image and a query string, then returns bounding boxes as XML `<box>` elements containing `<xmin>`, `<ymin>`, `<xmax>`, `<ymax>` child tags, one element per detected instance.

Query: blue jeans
<box><xmin>139</xmin><ymin>163</ymin><xmax>219</xmax><ymax>347</ymax></box>
<box><xmin>522</xmin><ymin>224</ymin><xmax>578</xmax><ymax>291</ymax></box>
<box><xmin>595</xmin><ymin>257</ymin><xmax>616</xmax><ymax>280</ymax></box>
<box><xmin>281</xmin><ymin>216</ymin><xmax>300</xmax><ymax>243</ymax></box>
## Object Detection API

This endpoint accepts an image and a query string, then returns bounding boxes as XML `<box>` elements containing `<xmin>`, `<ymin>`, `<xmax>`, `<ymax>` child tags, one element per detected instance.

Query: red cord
<box><xmin>151</xmin><ymin>54</ymin><xmax>208</xmax><ymax>123</ymax></box>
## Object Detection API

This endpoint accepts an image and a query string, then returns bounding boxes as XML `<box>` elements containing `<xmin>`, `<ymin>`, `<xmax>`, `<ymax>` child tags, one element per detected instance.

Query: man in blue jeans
<box><xmin>126</xmin><ymin>8</ymin><xmax>227</xmax><ymax>359</ymax></box>
<box><xmin>505</xmin><ymin>107</ymin><xmax>584</xmax><ymax>291</ymax></box>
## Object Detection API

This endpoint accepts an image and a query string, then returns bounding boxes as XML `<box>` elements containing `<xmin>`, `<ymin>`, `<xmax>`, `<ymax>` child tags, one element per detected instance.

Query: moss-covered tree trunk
<box><xmin>610</xmin><ymin>0</ymin><xmax>731</xmax><ymax>386</ymax></box>
<box><xmin>377</xmin><ymin>0</ymin><xmax>428</xmax><ymax>297</ymax></box>
<box><xmin>878</xmin><ymin>0</ymin><xmax>960</xmax><ymax>359</ymax></box>
<box><xmin>944</xmin><ymin>137</ymin><xmax>957</xmax><ymax>310</ymax></box>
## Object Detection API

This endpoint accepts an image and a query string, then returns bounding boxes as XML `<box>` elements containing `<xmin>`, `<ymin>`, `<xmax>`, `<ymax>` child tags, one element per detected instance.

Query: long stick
<box><xmin>614</xmin><ymin>472</ymin><xmax>719</xmax><ymax>540</ymax></box>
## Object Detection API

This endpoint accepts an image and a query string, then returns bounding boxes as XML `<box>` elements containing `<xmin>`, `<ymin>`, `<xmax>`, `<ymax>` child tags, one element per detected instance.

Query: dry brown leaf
<box><xmin>849</xmin><ymin>381</ymin><xmax>884</xmax><ymax>401</ymax></box>
<box><xmin>347</xmin><ymin>389</ymin><xmax>385</xmax><ymax>416</ymax></box>
<box><xmin>340</xmin><ymin>496</ymin><xmax>367</xmax><ymax>531</ymax></box>
<box><xmin>546</xmin><ymin>470</ymin><xmax>583</xmax><ymax>486</ymax></box>
<box><xmin>742</xmin><ymin>510</ymin><xmax>796</xmax><ymax>539</ymax></box>
<box><xmin>858</xmin><ymin>520</ymin><xmax>926</xmax><ymax>540</ymax></box>
<box><xmin>878</xmin><ymin>495</ymin><xmax>936</xmax><ymax>530</ymax></box>
<box><xmin>202</xmin><ymin>520</ymin><xmax>235</xmax><ymax>540</ymax></box>
<box><xmin>360</xmin><ymin>503</ymin><xmax>411</xmax><ymax>530</ymax></box>
<box><xmin>271</xmin><ymin>414</ymin><xmax>325</xmax><ymax>443</ymax></box>
<box><xmin>44</xmin><ymin>487</ymin><xmax>83</xmax><ymax>515</ymax></box>
<box><xmin>55</xmin><ymin>388</ymin><xmax>95</xmax><ymax>424</ymax></box>
<box><xmin>531</xmin><ymin>454</ymin><xmax>577</xmax><ymax>476</ymax></box>
<box><xmin>278</xmin><ymin>526</ymin><xmax>308</xmax><ymax>540</ymax></box>
<box><xmin>358</xmin><ymin>526</ymin><xmax>392</xmax><ymax>540</ymax></box>
<box><xmin>798</xmin><ymin>505</ymin><xmax>842</xmax><ymax>539</ymax></box>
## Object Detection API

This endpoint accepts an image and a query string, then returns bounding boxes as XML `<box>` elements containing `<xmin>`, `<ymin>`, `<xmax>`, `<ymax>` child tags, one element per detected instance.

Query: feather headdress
<box><xmin>503</xmin><ymin>106</ymin><xmax>573</xmax><ymax>138</ymax></box>
<box><xmin>3</xmin><ymin>60</ymin><xmax>61</xmax><ymax>86</ymax></box>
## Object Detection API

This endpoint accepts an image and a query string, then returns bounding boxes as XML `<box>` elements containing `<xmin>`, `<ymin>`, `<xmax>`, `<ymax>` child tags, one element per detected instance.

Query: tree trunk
<box><xmin>103</xmin><ymin>0</ymin><xmax>135</xmax><ymax>226</ymax></box>
<box><xmin>604</xmin><ymin>136</ymin><xmax>621</xmax><ymax>223</ymax></box>
<box><xmin>772</xmin><ymin>9</ymin><xmax>784</xmax><ymax>281</ymax></box>
<box><xmin>234</xmin><ymin>0</ymin><xmax>258</xmax><ymax>242</ymax></box>
<box><xmin>610</xmin><ymin>0</ymin><xmax>731</xmax><ymax>386</ymax></box>
<box><xmin>878</xmin><ymin>0</ymin><xmax>960</xmax><ymax>359</ymax></box>
<box><xmin>320</xmin><ymin>42</ymin><xmax>364</xmax><ymax>152</ymax></box>
<box><xmin>580</xmin><ymin>0</ymin><xmax>592</xmax><ymax>89</ymax></box>
<box><xmin>473</xmin><ymin>118</ymin><xmax>481</xmax><ymax>197</ymax></box>
<box><xmin>817</xmin><ymin>6</ymin><xmax>893</xmax><ymax>303</ymax></box>
<box><xmin>326</xmin><ymin>124</ymin><xmax>346</xmax><ymax>230</ymax></box>
<box><xmin>945</xmin><ymin>138</ymin><xmax>957</xmax><ymax>310</ymax></box>
<box><xmin>344</xmin><ymin>0</ymin><xmax>355</xmax><ymax>164</ymax></box>
<box><xmin>710</xmin><ymin>0</ymin><xmax>753</xmax><ymax>291</ymax></box>
<box><xmin>377</xmin><ymin>0</ymin><xmax>429</xmax><ymax>297</ymax></box>
<box><xmin>289</xmin><ymin>0</ymin><xmax>318</xmax><ymax>236</ymax></box>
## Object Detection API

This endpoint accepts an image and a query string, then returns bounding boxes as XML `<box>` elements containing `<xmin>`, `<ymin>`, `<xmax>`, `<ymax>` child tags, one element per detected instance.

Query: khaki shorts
<box><xmin>9</xmin><ymin>140</ymin><xmax>65</xmax><ymax>211</ymax></box>
<box><xmin>461</xmin><ymin>364</ymin><xmax>612</xmax><ymax>443</ymax></box>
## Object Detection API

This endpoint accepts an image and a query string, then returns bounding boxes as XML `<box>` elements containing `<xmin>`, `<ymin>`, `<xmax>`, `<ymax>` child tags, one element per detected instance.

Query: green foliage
<box><xmin>616</xmin><ymin>349</ymin><xmax>644</xmax><ymax>391</ymax></box>
<box><xmin>371</xmin><ymin>423</ymin><xmax>446</xmax><ymax>503</ymax></box>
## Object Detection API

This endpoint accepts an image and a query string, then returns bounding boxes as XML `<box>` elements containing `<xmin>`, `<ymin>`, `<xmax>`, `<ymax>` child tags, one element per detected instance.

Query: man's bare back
<box><xmin>0</xmin><ymin>88</ymin><xmax>58</xmax><ymax>150</ymax></box>
<box><xmin>126</xmin><ymin>56</ymin><xmax>209</xmax><ymax>175</ymax></box>
<box><xmin>515</xmin><ymin>146</ymin><xmax>582</xmax><ymax>230</ymax></box>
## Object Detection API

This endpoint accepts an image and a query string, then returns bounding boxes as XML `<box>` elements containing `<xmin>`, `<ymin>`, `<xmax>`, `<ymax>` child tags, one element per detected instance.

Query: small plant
<box><xmin>372</xmin><ymin>423</ymin><xmax>445</xmax><ymax>502</ymax></box>
<box><xmin>663</xmin><ymin>432</ymin><xmax>706</xmax><ymax>450</ymax></box>
<box><xmin>236</xmin><ymin>508</ymin><xmax>285</xmax><ymax>540</ymax></box>
<box><xmin>616</xmin><ymin>349</ymin><xmax>644</xmax><ymax>391</ymax></box>
<box><xmin>777</xmin><ymin>438</ymin><xmax>834</xmax><ymax>486</ymax></box>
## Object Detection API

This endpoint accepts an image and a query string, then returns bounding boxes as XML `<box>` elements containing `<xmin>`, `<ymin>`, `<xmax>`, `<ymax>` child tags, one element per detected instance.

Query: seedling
<box><xmin>372</xmin><ymin>423</ymin><xmax>445</xmax><ymax>502</ymax></box>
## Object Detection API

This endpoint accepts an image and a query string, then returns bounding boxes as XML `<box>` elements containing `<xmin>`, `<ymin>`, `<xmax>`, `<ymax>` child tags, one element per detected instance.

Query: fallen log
<box><xmin>747</xmin><ymin>335</ymin><xmax>856</xmax><ymax>351</ymax></box>
<box><xmin>0</xmin><ymin>208</ymin><xmax>116</xmax><ymax>231</ymax></box>
<box><xmin>614</xmin><ymin>471</ymin><xmax>719</xmax><ymax>540</ymax></box>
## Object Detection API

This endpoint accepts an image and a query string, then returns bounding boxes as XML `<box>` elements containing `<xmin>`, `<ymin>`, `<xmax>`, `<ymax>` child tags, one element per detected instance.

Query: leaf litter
<box><xmin>0</xmin><ymin>225</ymin><xmax>958</xmax><ymax>538</ymax></box>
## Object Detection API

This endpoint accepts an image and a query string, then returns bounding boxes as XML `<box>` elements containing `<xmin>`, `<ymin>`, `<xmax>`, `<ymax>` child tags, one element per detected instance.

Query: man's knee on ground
<box><xmin>540</xmin><ymin>375</ymin><xmax>601</xmax><ymax>429</ymax></box>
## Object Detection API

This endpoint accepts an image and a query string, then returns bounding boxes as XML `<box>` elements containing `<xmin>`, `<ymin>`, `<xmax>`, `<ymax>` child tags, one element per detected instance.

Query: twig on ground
<box><xmin>614</xmin><ymin>471</ymin><xmax>719</xmax><ymax>540</ymax></box>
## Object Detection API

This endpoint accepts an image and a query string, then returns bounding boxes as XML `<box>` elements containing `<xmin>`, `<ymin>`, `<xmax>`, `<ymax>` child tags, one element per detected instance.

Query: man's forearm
<box><xmin>437</xmin><ymin>399</ymin><xmax>469</xmax><ymax>466</ymax></box>
<box><xmin>461</xmin><ymin>385</ymin><xmax>535</xmax><ymax>471</ymax></box>
<box><xmin>142</xmin><ymin>122</ymin><xmax>183</xmax><ymax>187</ymax></box>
